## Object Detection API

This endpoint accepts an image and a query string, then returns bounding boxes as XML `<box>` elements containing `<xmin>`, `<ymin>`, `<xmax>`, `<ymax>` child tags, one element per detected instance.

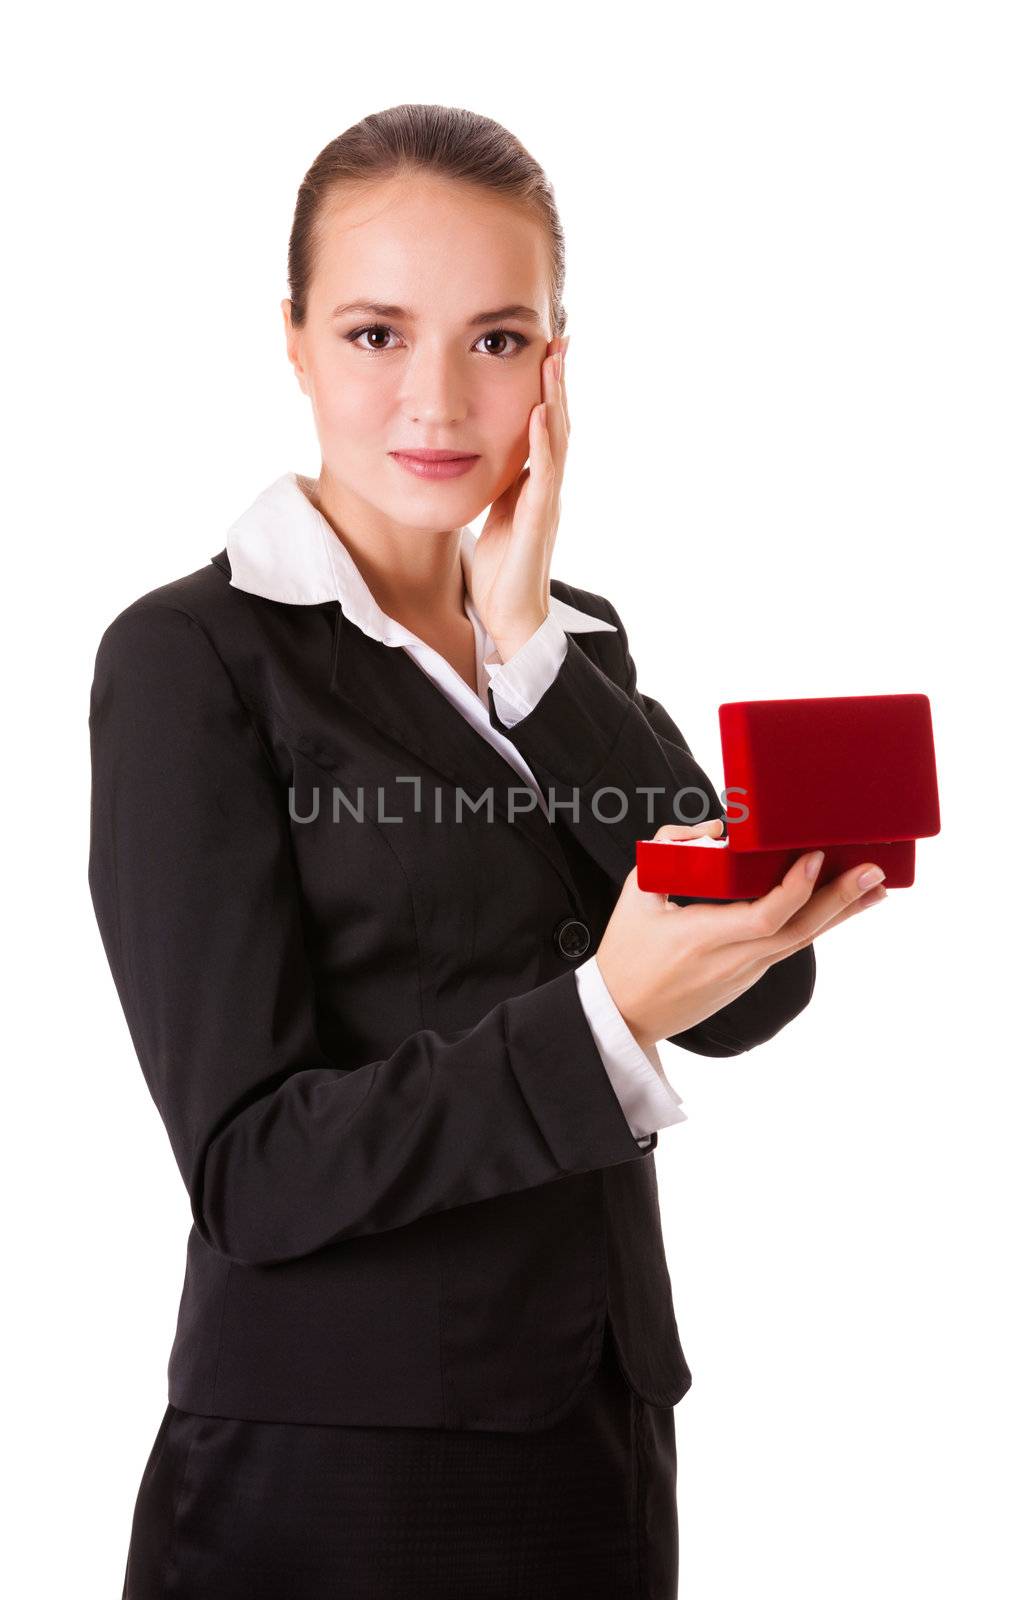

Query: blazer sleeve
<box><xmin>484</xmin><ymin>595</ymin><xmax>817</xmax><ymax>1059</ymax></box>
<box><xmin>87</xmin><ymin>602</ymin><xmax>659</xmax><ymax>1269</ymax></box>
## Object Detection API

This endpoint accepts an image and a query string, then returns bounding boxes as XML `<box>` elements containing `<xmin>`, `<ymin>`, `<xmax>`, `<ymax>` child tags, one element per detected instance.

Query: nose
<box><xmin>401</xmin><ymin>348</ymin><xmax>471</xmax><ymax>426</ymax></box>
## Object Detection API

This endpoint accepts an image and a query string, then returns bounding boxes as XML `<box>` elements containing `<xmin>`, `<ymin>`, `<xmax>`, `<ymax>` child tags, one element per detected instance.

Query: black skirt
<box><xmin>122</xmin><ymin>1318</ymin><xmax>679</xmax><ymax>1599</ymax></box>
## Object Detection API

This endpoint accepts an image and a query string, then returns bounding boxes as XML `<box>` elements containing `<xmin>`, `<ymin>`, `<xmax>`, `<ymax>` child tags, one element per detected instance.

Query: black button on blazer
<box><xmin>87</xmin><ymin>550</ymin><xmax>816</xmax><ymax>1430</ymax></box>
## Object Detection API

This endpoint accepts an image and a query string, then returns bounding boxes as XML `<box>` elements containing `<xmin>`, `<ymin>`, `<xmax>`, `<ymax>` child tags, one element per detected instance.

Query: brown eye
<box><xmin>345</xmin><ymin>324</ymin><xmax>398</xmax><ymax>353</ymax></box>
<box><xmin>475</xmin><ymin>330</ymin><xmax>529</xmax><ymax>359</ymax></box>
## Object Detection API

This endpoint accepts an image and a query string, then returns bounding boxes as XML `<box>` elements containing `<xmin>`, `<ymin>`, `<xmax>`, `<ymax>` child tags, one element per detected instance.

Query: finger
<box><xmin>515</xmin><ymin>404</ymin><xmax>556</xmax><ymax>528</ymax></box>
<box><xmin>540</xmin><ymin>338</ymin><xmax>555</xmax><ymax>403</ymax></box>
<box><xmin>534</xmin><ymin>391</ymin><xmax>562</xmax><ymax>489</ymax></box>
<box><xmin>769</xmin><ymin>883</ymin><xmax>888</xmax><ymax>961</ymax></box>
<box><xmin>557</xmin><ymin>335</ymin><xmax>570</xmax><ymax>433</ymax></box>
<box><xmin>541</xmin><ymin>339</ymin><xmax>561</xmax><ymax>401</ymax></box>
<box><xmin>529</xmin><ymin>401</ymin><xmax>554</xmax><ymax>483</ymax></box>
<box><xmin>812</xmin><ymin>881</ymin><xmax>888</xmax><ymax>935</ymax></box>
<box><xmin>651</xmin><ymin>819</ymin><xmax>725</xmax><ymax>842</ymax></box>
<box><xmin>697</xmin><ymin>847</ymin><xmax>822</xmax><ymax>946</ymax></box>
<box><xmin>736</xmin><ymin>855</ymin><xmax>888</xmax><ymax>960</ymax></box>
<box><xmin>544</xmin><ymin>351</ymin><xmax>568</xmax><ymax>461</ymax></box>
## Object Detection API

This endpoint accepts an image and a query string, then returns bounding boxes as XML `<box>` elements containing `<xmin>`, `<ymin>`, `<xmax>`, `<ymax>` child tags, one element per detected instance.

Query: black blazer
<box><xmin>87</xmin><ymin>548</ymin><xmax>816</xmax><ymax>1431</ymax></box>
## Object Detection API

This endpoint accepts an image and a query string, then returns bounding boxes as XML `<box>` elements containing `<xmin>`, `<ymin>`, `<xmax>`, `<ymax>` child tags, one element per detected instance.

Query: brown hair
<box><xmin>286</xmin><ymin>104</ymin><xmax>567</xmax><ymax>338</ymax></box>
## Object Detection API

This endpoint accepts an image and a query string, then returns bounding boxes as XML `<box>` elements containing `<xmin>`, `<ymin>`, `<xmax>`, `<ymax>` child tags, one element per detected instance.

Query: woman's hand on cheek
<box><xmin>470</xmin><ymin>334</ymin><xmax>571</xmax><ymax>660</ymax></box>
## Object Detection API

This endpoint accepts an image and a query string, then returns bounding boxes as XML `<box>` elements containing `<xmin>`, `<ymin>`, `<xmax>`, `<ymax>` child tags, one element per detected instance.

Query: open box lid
<box><xmin>636</xmin><ymin>692</ymin><xmax>940</xmax><ymax>899</ymax></box>
<box><xmin>719</xmin><ymin>692</ymin><xmax>940</xmax><ymax>851</ymax></box>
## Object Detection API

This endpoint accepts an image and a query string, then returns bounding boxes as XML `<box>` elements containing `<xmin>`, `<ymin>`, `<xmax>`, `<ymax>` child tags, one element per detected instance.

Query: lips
<box><xmin>389</xmin><ymin>450</ymin><xmax>480</xmax><ymax>482</ymax></box>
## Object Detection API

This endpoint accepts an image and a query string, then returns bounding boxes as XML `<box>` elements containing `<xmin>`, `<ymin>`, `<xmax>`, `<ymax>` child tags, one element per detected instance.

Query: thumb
<box><xmin>628</xmin><ymin>821</ymin><xmax>725</xmax><ymax>902</ymax></box>
<box><xmin>639</xmin><ymin>821</ymin><xmax>725</xmax><ymax>904</ymax></box>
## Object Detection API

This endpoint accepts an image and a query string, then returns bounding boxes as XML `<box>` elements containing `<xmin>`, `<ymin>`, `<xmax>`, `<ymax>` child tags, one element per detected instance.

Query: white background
<box><xmin>4</xmin><ymin>2</ymin><xmax>1027</xmax><ymax>1594</ymax></box>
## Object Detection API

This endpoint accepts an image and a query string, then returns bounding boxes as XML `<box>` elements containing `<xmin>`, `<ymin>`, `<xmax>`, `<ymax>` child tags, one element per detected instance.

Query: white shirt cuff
<box><xmin>483</xmin><ymin>612</ymin><xmax>568</xmax><ymax>727</ymax></box>
<box><xmin>573</xmin><ymin>955</ymin><xmax>687</xmax><ymax>1145</ymax></box>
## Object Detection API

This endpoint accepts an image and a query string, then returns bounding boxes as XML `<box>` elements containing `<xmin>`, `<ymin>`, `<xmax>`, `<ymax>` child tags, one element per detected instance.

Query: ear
<box><xmin>281</xmin><ymin>298</ymin><xmax>310</xmax><ymax>396</ymax></box>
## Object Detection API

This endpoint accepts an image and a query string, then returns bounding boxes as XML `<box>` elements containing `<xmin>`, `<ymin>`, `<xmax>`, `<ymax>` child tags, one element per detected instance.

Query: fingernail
<box><xmin>857</xmin><ymin>866</ymin><xmax>885</xmax><ymax>890</ymax></box>
<box><xmin>805</xmin><ymin>850</ymin><xmax>825</xmax><ymax>880</ymax></box>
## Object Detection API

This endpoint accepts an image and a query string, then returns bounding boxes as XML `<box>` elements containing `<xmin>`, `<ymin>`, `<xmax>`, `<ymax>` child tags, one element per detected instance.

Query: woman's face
<box><xmin>282</xmin><ymin>174</ymin><xmax>555</xmax><ymax>531</ymax></box>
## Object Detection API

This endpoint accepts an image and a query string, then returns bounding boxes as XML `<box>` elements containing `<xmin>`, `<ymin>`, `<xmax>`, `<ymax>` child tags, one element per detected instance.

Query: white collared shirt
<box><xmin>225</xmin><ymin>472</ymin><xmax>686</xmax><ymax>1145</ymax></box>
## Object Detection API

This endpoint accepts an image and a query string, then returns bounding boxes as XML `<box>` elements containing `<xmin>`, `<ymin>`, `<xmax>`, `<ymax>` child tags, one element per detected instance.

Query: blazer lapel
<box><xmin>326</xmin><ymin>603</ymin><xmax>579</xmax><ymax>892</ymax></box>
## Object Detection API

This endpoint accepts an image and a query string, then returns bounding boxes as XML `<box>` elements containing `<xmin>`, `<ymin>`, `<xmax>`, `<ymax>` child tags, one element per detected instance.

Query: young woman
<box><xmin>89</xmin><ymin>103</ymin><xmax>888</xmax><ymax>1600</ymax></box>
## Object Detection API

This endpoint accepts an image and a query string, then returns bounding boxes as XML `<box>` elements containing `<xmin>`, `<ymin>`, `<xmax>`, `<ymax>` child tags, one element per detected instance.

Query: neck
<box><xmin>299</xmin><ymin>471</ymin><xmax>467</xmax><ymax>626</ymax></box>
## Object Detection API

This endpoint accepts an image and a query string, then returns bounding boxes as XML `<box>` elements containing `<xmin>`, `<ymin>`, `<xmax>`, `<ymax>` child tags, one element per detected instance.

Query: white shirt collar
<box><xmin>224</xmin><ymin>472</ymin><xmax>617</xmax><ymax>648</ymax></box>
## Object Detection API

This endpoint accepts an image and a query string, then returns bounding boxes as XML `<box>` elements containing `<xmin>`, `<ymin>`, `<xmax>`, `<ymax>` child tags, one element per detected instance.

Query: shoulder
<box><xmin>90</xmin><ymin>554</ymin><xmax>250</xmax><ymax>697</ymax></box>
<box><xmin>91</xmin><ymin>549</ymin><xmax>261</xmax><ymax>668</ymax></box>
<box><xmin>96</xmin><ymin>552</ymin><xmax>231</xmax><ymax>633</ymax></box>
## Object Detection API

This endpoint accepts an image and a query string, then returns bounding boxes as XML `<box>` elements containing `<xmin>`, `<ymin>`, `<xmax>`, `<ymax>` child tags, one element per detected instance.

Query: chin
<box><xmin>376</xmin><ymin>492</ymin><xmax>483</xmax><ymax>533</ymax></box>
<box><xmin>385</xmin><ymin>476</ymin><xmax>491</xmax><ymax>516</ymax></box>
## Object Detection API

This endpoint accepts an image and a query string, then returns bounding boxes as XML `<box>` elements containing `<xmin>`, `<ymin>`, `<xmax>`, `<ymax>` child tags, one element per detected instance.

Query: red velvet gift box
<box><xmin>635</xmin><ymin>693</ymin><xmax>940</xmax><ymax>899</ymax></box>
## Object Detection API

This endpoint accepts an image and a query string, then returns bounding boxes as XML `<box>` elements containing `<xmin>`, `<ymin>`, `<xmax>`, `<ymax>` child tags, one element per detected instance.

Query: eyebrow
<box><xmin>329</xmin><ymin>300</ymin><xmax>544</xmax><ymax>329</ymax></box>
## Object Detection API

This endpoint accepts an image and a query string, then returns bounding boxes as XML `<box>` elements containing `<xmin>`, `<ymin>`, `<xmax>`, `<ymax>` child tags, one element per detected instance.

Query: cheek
<box><xmin>487</xmin><ymin>377</ymin><xmax>539</xmax><ymax>455</ymax></box>
<box><xmin>496</xmin><ymin>369</ymin><xmax>540</xmax><ymax>423</ymax></box>
<box><xmin>311</xmin><ymin>358</ymin><xmax>389</xmax><ymax>434</ymax></box>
